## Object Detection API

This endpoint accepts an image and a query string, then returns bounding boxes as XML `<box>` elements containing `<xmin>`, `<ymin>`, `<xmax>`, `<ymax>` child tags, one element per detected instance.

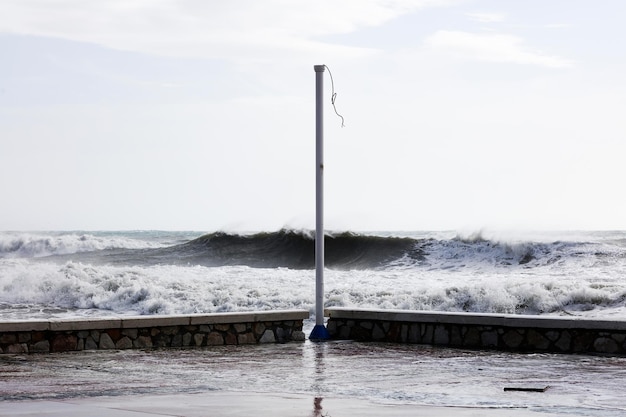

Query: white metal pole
<box><xmin>310</xmin><ymin>64</ymin><xmax>329</xmax><ymax>340</ymax></box>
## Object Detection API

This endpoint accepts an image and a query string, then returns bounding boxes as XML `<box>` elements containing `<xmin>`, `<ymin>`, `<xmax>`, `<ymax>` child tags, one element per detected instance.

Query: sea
<box><xmin>2</xmin><ymin>229</ymin><xmax>626</xmax><ymax>415</ymax></box>
<box><xmin>2</xmin><ymin>229</ymin><xmax>626</xmax><ymax>320</ymax></box>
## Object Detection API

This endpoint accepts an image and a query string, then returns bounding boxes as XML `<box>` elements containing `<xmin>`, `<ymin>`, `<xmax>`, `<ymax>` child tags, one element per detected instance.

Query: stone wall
<box><xmin>0</xmin><ymin>310</ymin><xmax>308</xmax><ymax>354</ymax></box>
<box><xmin>326</xmin><ymin>308</ymin><xmax>626</xmax><ymax>355</ymax></box>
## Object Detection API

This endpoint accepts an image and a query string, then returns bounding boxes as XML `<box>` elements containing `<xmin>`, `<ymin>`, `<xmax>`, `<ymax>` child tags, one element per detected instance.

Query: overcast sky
<box><xmin>1</xmin><ymin>0</ymin><xmax>625</xmax><ymax>232</ymax></box>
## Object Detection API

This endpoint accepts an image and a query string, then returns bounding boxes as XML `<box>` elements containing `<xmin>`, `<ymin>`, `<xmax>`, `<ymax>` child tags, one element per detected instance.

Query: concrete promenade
<box><xmin>0</xmin><ymin>391</ymin><xmax>566</xmax><ymax>417</ymax></box>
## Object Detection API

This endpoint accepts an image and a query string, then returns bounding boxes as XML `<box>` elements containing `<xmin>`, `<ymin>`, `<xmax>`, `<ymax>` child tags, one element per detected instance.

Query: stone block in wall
<box><xmin>387</xmin><ymin>322</ymin><xmax>402</xmax><ymax>342</ymax></box>
<box><xmin>85</xmin><ymin>337</ymin><xmax>98</xmax><ymax>350</ymax></box>
<box><xmin>115</xmin><ymin>336</ymin><xmax>133</xmax><ymax>349</ymax></box>
<box><xmin>238</xmin><ymin>332</ymin><xmax>256</xmax><ymax>344</ymax></box>
<box><xmin>254</xmin><ymin>322</ymin><xmax>266</xmax><ymax>335</ymax></box>
<box><xmin>450</xmin><ymin>326</ymin><xmax>463</xmax><ymax>346</ymax></box>
<box><xmin>122</xmin><ymin>329</ymin><xmax>138</xmax><ymax>339</ymax></box>
<box><xmin>31</xmin><ymin>340</ymin><xmax>50</xmax><ymax>353</ymax></box>
<box><xmin>338</xmin><ymin>324</ymin><xmax>351</xmax><ymax>340</ymax></box>
<box><xmin>99</xmin><ymin>333</ymin><xmax>115</xmax><ymax>349</ymax></box>
<box><xmin>502</xmin><ymin>329</ymin><xmax>524</xmax><ymax>349</ymax></box>
<box><xmin>259</xmin><ymin>330</ymin><xmax>275</xmax><ymax>343</ymax></box>
<box><xmin>0</xmin><ymin>334</ymin><xmax>17</xmax><ymax>344</ymax></box>
<box><xmin>5</xmin><ymin>343</ymin><xmax>28</xmax><ymax>353</ymax></box>
<box><xmin>275</xmin><ymin>327</ymin><xmax>290</xmax><ymax>343</ymax></box>
<box><xmin>346</xmin><ymin>324</ymin><xmax>368</xmax><ymax>341</ymax></box>
<box><xmin>193</xmin><ymin>333</ymin><xmax>204</xmax><ymax>346</ymax></box>
<box><xmin>527</xmin><ymin>329</ymin><xmax>550</xmax><ymax>350</ymax></box>
<box><xmin>421</xmin><ymin>324</ymin><xmax>434</xmax><ymax>344</ymax></box>
<box><xmin>32</xmin><ymin>331</ymin><xmax>46</xmax><ymax>343</ymax></box>
<box><xmin>481</xmin><ymin>330</ymin><xmax>498</xmax><ymax>348</ymax></box>
<box><xmin>463</xmin><ymin>327</ymin><xmax>481</xmax><ymax>347</ymax></box>
<box><xmin>408</xmin><ymin>324</ymin><xmax>420</xmax><ymax>343</ymax></box>
<box><xmin>594</xmin><ymin>337</ymin><xmax>619</xmax><ymax>354</ymax></box>
<box><xmin>372</xmin><ymin>323</ymin><xmax>386</xmax><ymax>341</ymax></box>
<box><xmin>359</xmin><ymin>321</ymin><xmax>373</xmax><ymax>330</ymax></box>
<box><xmin>572</xmin><ymin>331</ymin><xmax>595</xmax><ymax>353</ymax></box>
<box><xmin>292</xmin><ymin>331</ymin><xmax>305</xmax><ymax>341</ymax></box>
<box><xmin>545</xmin><ymin>330</ymin><xmax>560</xmax><ymax>342</ymax></box>
<box><xmin>225</xmin><ymin>332</ymin><xmax>237</xmax><ymax>345</ymax></box>
<box><xmin>182</xmin><ymin>332</ymin><xmax>192</xmax><ymax>346</ymax></box>
<box><xmin>206</xmin><ymin>332</ymin><xmax>224</xmax><ymax>346</ymax></box>
<box><xmin>106</xmin><ymin>328</ymin><xmax>122</xmax><ymax>341</ymax></box>
<box><xmin>214</xmin><ymin>324</ymin><xmax>230</xmax><ymax>332</ymax></box>
<box><xmin>433</xmin><ymin>325</ymin><xmax>449</xmax><ymax>345</ymax></box>
<box><xmin>554</xmin><ymin>331</ymin><xmax>571</xmax><ymax>352</ymax></box>
<box><xmin>400</xmin><ymin>324</ymin><xmax>408</xmax><ymax>343</ymax></box>
<box><xmin>153</xmin><ymin>334</ymin><xmax>172</xmax><ymax>348</ymax></box>
<box><xmin>171</xmin><ymin>334</ymin><xmax>183</xmax><ymax>347</ymax></box>
<box><xmin>18</xmin><ymin>333</ymin><xmax>32</xmax><ymax>343</ymax></box>
<box><xmin>160</xmin><ymin>326</ymin><xmax>178</xmax><ymax>336</ymax></box>
<box><xmin>51</xmin><ymin>334</ymin><xmax>77</xmax><ymax>352</ymax></box>
<box><xmin>134</xmin><ymin>335</ymin><xmax>153</xmax><ymax>349</ymax></box>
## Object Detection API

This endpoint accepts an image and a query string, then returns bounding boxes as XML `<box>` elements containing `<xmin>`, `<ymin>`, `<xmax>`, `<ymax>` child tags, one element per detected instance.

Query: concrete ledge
<box><xmin>325</xmin><ymin>308</ymin><xmax>626</xmax><ymax>355</ymax></box>
<box><xmin>121</xmin><ymin>315</ymin><xmax>191</xmax><ymax>329</ymax></box>
<box><xmin>189</xmin><ymin>310</ymin><xmax>308</xmax><ymax>325</ymax></box>
<box><xmin>326</xmin><ymin>308</ymin><xmax>507</xmax><ymax>326</ymax></box>
<box><xmin>0</xmin><ymin>321</ymin><xmax>49</xmax><ymax>332</ymax></box>
<box><xmin>0</xmin><ymin>310</ymin><xmax>308</xmax><ymax>354</ymax></box>
<box><xmin>325</xmin><ymin>307</ymin><xmax>626</xmax><ymax>331</ymax></box>
<box><xmin>51</xmin><ymin>318</ymin><xmax>123</xmax><ymax>332</ymax></box>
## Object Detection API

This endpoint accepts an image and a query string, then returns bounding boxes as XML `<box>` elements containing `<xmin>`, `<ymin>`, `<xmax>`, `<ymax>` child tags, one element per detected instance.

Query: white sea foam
<box><xmin>2</xmin><ymin>249</ymin><xmax>626</xmax><ymax>320</ymax></box>
<box><xmin>0</xmin><ymin>260</ymin><xmax>316</xmax><ymax>318</ymax></box>
<box><xmin>0</xmin><ymin>232</ymin><xmax>167</xmax><ymax>258</ymax></box>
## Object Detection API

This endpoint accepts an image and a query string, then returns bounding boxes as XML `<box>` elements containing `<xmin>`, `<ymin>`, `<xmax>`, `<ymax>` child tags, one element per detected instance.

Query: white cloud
<box><xmin>466</xmin><ymin>12</ymin><xmax>506</xmax><ymax>23</ymax></box>
<box><xmin>424</xmin><ymin>30</ymin><xmax>574</xmax><ymax>68</ymax></box>
<box><xmin>0</xmin><ymin>0</ymin><xmax>455</xmax><ymax>61</ymax></box>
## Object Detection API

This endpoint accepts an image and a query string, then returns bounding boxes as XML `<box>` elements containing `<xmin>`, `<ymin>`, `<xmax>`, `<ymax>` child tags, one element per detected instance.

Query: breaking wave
<box><xmin>3</xmin><ymin>229</ymin><xmax>625</xmax><ymax>272</ymax></box>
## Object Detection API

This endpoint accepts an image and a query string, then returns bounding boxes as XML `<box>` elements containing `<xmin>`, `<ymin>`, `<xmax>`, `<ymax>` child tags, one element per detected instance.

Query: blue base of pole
<box><xmin>309</xmin><ymin>324</ymin><xmax>330</xmax><ymax>341</ymax></box>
